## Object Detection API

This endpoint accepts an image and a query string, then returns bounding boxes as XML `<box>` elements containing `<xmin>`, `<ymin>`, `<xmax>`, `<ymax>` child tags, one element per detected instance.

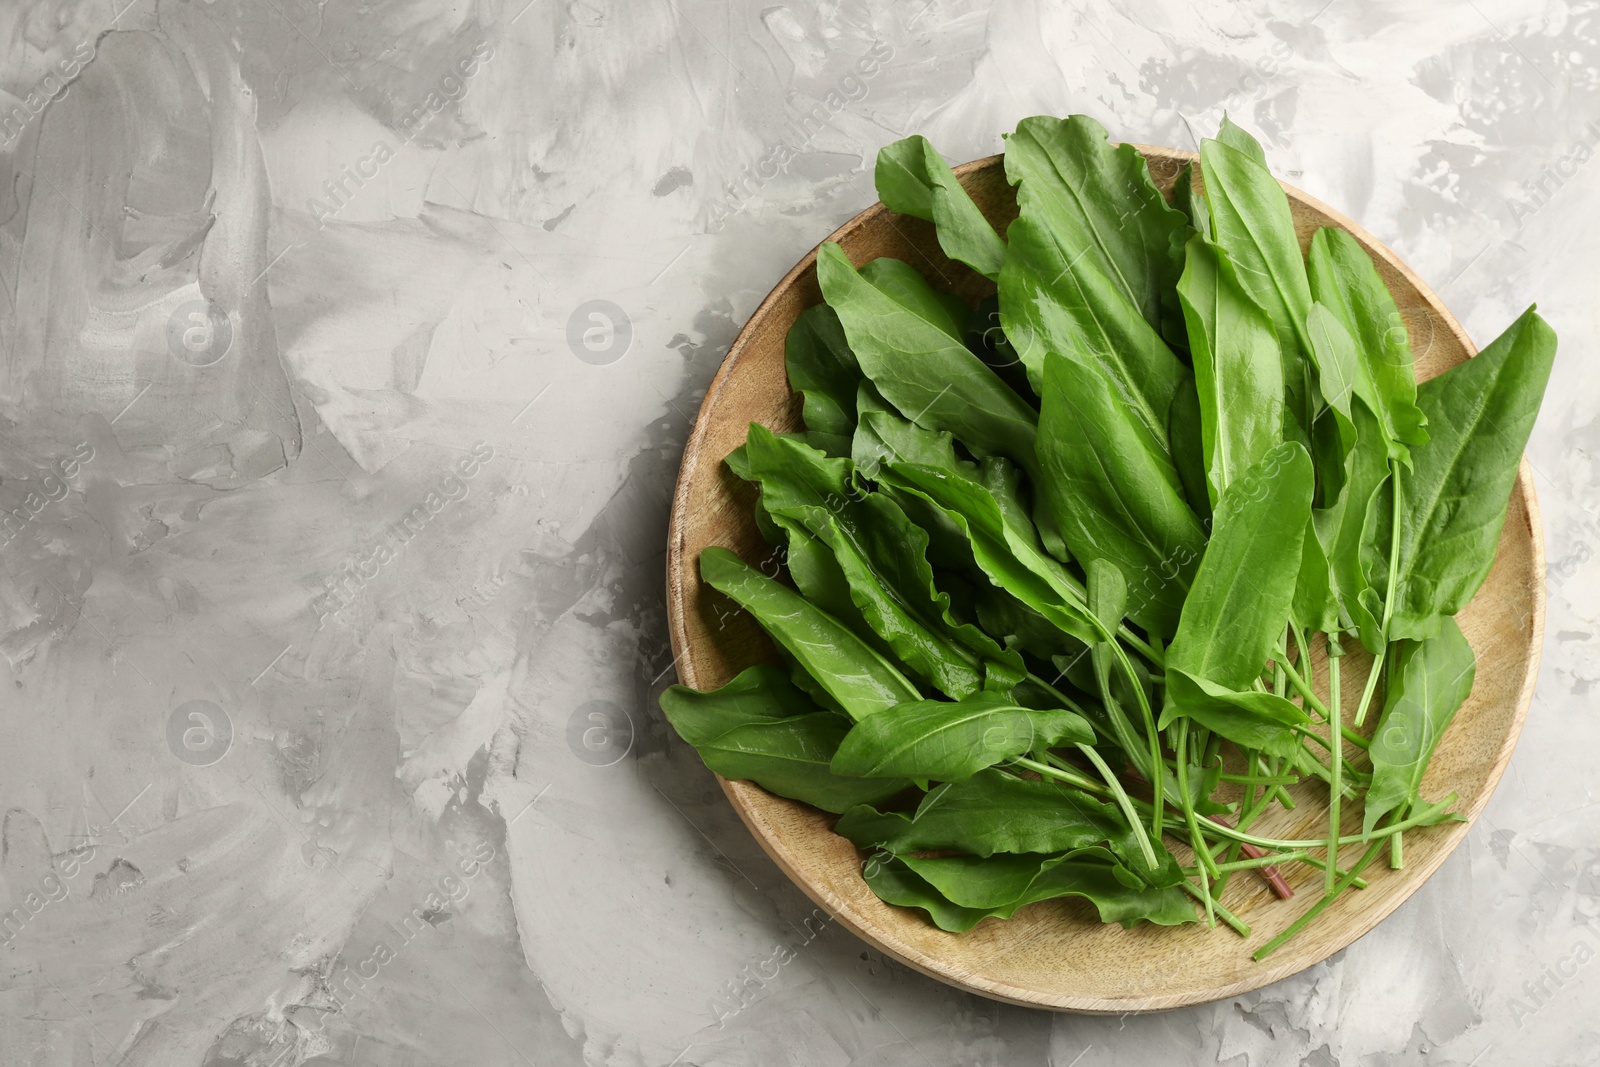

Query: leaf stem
<box><xmin>1074</xmin><ymin>745</ymin><xmax>1162</xmax><ymax>872</ymax></box>
<box><xmin>1179</xmin><ymin>879</ymin><xmax>1249</xmax><ymax>937</ymax></box>
<box><xmin>1326</xmin><ymin>633</ymin><xmax>1343</xmax><ymax>896</ymax></box>
<box><xmin>1356</xmin><ymin>465</ymin><xmax>1405</xmax><ymax>727</ymax></box>
<box><xmin>1253</xmin><ymin>839</ymin><xmax>1385</xmax><ymax>961</ymax></box>
<box><xmin>1175</xmin><ymin>721</ymin><xmax>1218</xmax><ymax>927</ymax></box>
<box><xmin>1201</xmin><ymin>796</ymin><xmax>1457</xmax><ymax>851</ymax></box>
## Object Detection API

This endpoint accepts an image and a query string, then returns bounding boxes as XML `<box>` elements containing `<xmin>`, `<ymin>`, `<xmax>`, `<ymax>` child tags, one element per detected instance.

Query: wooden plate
<box><xmin>664</xmin><ymin>146</ymin><xmax>1544</xmax><ymax>1012</ymax></box>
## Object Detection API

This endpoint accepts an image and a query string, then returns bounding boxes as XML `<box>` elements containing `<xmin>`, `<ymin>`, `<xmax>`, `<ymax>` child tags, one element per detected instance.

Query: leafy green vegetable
<box><xmin>699</xmin><ymin>546</ymin><xmax>921</xmax><ymax>719</ymax></box>
<box><xmin>785</xmin><ymin>304</ymin><xmax>860</xmax><ymax>442</ymax></box>
<box><xmin>1307</xmin><ymin>226</ymin><xmax>1428</xmax><ymax>457</ymax></box>
<box><xmin>831</xmin><ymin>692</ymin><xmax>1092</xmax><ymax>781</ymax></box>
<box><xmin>1037</xmin><ymin>352</ymin><xmax>1206</xmax><ymax>637</ymax></box>
<box><xmin>1363</xmin><ymin>617</ymin><xmax>1477</xmax><ymax>834</ymax></box>
<box><xmin>873</xmin><ymin>850</ymin><xmax>1194</xmax><ymax>932</ymax></box>
<box><xmin>834</xmin><ymin>769</ymin><xmax>1157</xmax><ymax>871</ymax></box>
<box><xmin>875</xmin><ymin>135</ymin><xmax>1007</xmax><ymax>280</ymax></box>
<box><xmin>1003</xmin><ymin>115</ymin><xmax>1191</xmax><ymax>337</ymax></box>
<box><xmin>1162</xmin><ymin>443</ymin><xmax>1314</xmax><ymax>756</ymax></box>
<box><xmin>661</xmin><ymin>666</ymin><xmax>910</xmax><ymax>812</ymax></box>
<box><xmin>817</xmin><ymin>242</ymin><xmax>1039</xmax><ymax>473</ymax></box>
<box><xmin>742</xmin><ymin>425</ymin><xmax>1024</xmax><ymax>698</ymax></box>
<box><xmin>1368</xmin><ymin>306</ymin><xmax>1556</xmax><ymax>640</ymax></box>
<box><xmin>1199</xmin><ymin>118</ymin><xmax>1315</xmax><ymax>435</ymax></box>
<box><xmin>1177</xmin><ymin>236</ymin><xmax>1285</xmax><ymax>502</ymax></box>
<box><xmin>859</xmin><ymin>257</ymin><xmax>970</xmax><ymax>340</ymax></box>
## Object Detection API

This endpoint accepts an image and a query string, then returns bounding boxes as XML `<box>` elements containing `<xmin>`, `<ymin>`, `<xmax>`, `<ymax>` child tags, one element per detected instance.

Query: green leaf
<box><xmin>660</xmin><ymin>663</ymin><xmax>818</xmax><ymax>744</ymax></box>
<box><xmin>875</xmin><ymin>135</ymin><xmax>1007</xmax><ymax>280</ymax></box>
<box><xmin>997</xmin><ymin>210</ymin><xmax>1185</xmax><ymax>435</ymax></box>
<box><xmin>817</xmin><ymin>242</ymin><xmax>1040</xmax><ymax>475</ymax></box>
<box><xmin>1177</xmin><ymin>235</ymin><xmax>1286</xmax><ymax>502</ymax></box>
<box><xmin>1037</xmin><ymin>352</ymin><xmax>1206</xmax><ymax>637</ymax></box>
<box><xmin>1369</xmin><ymin>307</ymin><xmax>1557</xmax><ymax>640</ymax></box>
<box><xmin>1363</xmin><ymin>618</ymin><xmax>1476</xmax><ymax>834</ymax></box>
<box><xmin>831</xmin><ymin>692</ymin><xmax>1093</xmax><ymax>781</ymax></box>
<box><xmin>785</xmin><ymin>304</ymin><xmax>860</xmax><ymax>439</ymax></box>
<box><xmin>878</xmin><ymin>461</ymin><xmax>1100</xmax><ymax>646</ymax></box>
<box><xmin>868</xmin><ymin>851</ymin><xmax>1195</xmax><ymax>932</ymax></box>
<box><xmin>1162</xmin><ymin>669</ymin><xmax>1308</xmax><ymax>760</ymax></box>
<box><xmin>1216</xmin><ymin>114</ymin><xmax>1269</xmax><ymax>165</ymax></box>
<box><xmin>1307</xmin><ymin>226</ymin><xmax>1428</xmax><ymax>457</ymax></box>
<box><xmin>1002</xmin><ymin>115</ymin><xmax>1191</xmax><ymax>336</ymax></box>
<box><xmin>696</xmin><ymin>717</ymin><xmax>912</xmax><ymax>813</ymax></box>
<box><xmin>1167</xmin><ymin>442</ymin><xmax>1313</xmax><ymax>687</ymax></box>
<box><xmin>661</xmin><ymin>666</ymin><xmax>911</xmax><ymax>813</ymax></box>
<box><xmin>834</xmin><ymin>769</ymin><xmax>1166</xmax><ymax>877</ymax></box>
<box><xmin>699</xmin><ymin>546</ymin><xmax>921</xmax><ymax>720</ymax></box>
<box><xmin>1313</xmin><ymin>397</ymin><xmax>1390</xmax><ymax>647</ymax></box>
<box><xmin>1172</xmin><ymin>161</ymin><xmax>1213</xmax><ymax>241</ymax></box>
<box><xmin>858</xmin><ymin>257</ymin><xmax>969</xmax><ymax>340</ymax></box>
<box><xmin>1199</xmin><ymin>125</ymin><xmax>1315</xmax><ymax>435</ymax></box>
<box><xmin>744</xmin><ymin>426</ymin><xmax>1025</xmax><ymax>699</ymax></box>
<box><xmin>1167</xmin><ymin>374</ymin><xmax>1213</xmax><ymax>521</ymax></box>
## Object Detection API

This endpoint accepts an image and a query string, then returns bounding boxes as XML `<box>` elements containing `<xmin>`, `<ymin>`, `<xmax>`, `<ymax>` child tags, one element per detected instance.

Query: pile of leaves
<box><xmin>662</xmin><ymin>116</ymin><xmax>1555</xmax><ymax>955</ymax></box>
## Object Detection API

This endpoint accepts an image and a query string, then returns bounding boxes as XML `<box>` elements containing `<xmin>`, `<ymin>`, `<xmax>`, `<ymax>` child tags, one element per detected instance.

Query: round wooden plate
<box><xmin>664</xmin><ymin>146</ymin><xmax>1544</xmax><ymax>1012</ymax></box>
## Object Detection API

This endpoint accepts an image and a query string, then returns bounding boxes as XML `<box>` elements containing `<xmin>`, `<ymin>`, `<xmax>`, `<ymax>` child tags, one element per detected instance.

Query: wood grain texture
<box><xmin>664</xmin><ymin>147</ymin><xmax>1544</xmax><ymax>1013</ymax></box>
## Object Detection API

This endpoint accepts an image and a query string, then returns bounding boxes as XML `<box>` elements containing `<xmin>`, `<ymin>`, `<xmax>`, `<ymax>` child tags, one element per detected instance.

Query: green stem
<box><xmin>1276</xmin><ymin>650</ymin><xmax>1331</xmax><ymax>721</ymax></box>
<box><xmin>1200</xmin><ymin>850</ymin><xmax>1311</xmax><ymax>874</ymax></box>
<box><xmin>1326</xmin><ymin>633</ymin><xmax>1344</xmax><ymax>896</ymax></box>
<box><xmin>1175</xmin><ymin>721</ymin><xmax>1217</xmax><ymax>927</ymax></box>
<box><xmin>1179</xmin><ymin>879</ymin><xmax>1249</xmax><ymax>937</ymax></box>
<box><xmin>1202</xmin><ymin>798</ymin><xmax>1457</xmax><ymax>851</ymax></box>
<box><xmin>1074</xmin><ymin>744</ymin><xmax>1161</xmax><ymax>872</ymax></box>
<box><xmin>1299</xmin><ymin>853</ymin><xmax>1369</xmax><ymax>889</ymax></box>
<box><xmin>1356</xmin><ymin>466</ymin><xmax>1405</xmax><ymax>727</ymax></box>
<box><xmin>1389</xmin><ymin>799</ymin><xmax>1409</xmax><ymax>869</ymax></box>
<box><xmin>1015</xmin><ymin>755</ymin><xmax>1111</xmax><ymax>796</ymax></box>
<box><xmin>1102</xmin><ymin>636</ymin><xmax>1167</xmax><ymax>841</ymax></box>
<box><xmin>1253</xmin><ymin>839</ymin><xmax>1385</xmax><ymax>960</ymax></box>
<box><xmin>1218</xmin><ymin>772</ymin><xmax>1300</xmax><ymax>785</ymax></box>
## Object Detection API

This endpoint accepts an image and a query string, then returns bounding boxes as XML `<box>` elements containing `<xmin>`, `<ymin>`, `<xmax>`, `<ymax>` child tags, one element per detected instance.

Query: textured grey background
<box><xmin>0</xmin><ymin>1</ymin><xmax>1595</xmax><ymax>1065</ymax></box>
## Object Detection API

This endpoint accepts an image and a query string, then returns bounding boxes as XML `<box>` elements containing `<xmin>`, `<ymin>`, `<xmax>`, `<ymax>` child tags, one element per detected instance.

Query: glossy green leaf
<box><xmin>878</xmin><ymin>461</ymin><xmax>1100</xmax><ymax>646</ymax></box>
<box><xmin>834</xmin><ymin>769</ymin><xmax>1164</xmax><ymax>876</ymax></box>
<box><xmin>1177</xmin><ymin>236</ymin><xmax>1285</xmax><ymax>502</ymax></box>
<box><xmin>744</xmin><ymin>426</ymin><xmax>1024</xmax><ymax>698</ymax></box>
<box><xmin>875</xmin><ymin>135</ymin><xmax>1007</xmax><ymax>280</ymax></box>
<box><xmin>784</xmin><ymin>304</ymin><xmax>860</xmax><ymax>440</ymax></box>
<box><xmin>998</xmin><ymin>211</ymin><xmax>1186</xmax><ymax>436</ymax></box>
<box><xmin>1368</xmin><ymin>307</ymin><xmax>1557</xmax><ymax>640</ymax></box>
<box><xmin>1216</xmin><ymin>115</ymin><xmax>1269</xmax><ymax>164</ymax></box>
<box><xmin>1199</xmin><ymin>121</ymin><xmax>1315</xmax><ymax>434</ymax></box>
<box><xmin>1363</xmin><ymin>617</ymin><xmax>1476</xmax><ymax>834</ymax></box>
<box><xmin>1172</xmin><ymin>161</ymin><xmax>1212</xmax><ymax>241</ymax></box>
<box><xmin>694</xmin><ymin>716</ymin><xmax>912</xmax><ymax>813</ymax></box>
<box><xmin>831</xmin><ymin>691</ymin><xmax>1093</xmax><ymax>781</ymax></box>
<box><xmin>1167</xmin><ymin>374</ymin><xmax>1213</xmax><ymax>520</ymax></box>
<box><xmin>660</xmin><ymin>666</ymin><xmax>911</xmax><ymax>813</ymax></box>
<box><xmin>699</xmin><ymin>546</ymin><xmax>921</xmax><ymax>720</ymax></box>
<box><xmin>867</xmin><ymin>850</ymin><xmax>1195</xmax><ymax>932</ymax></box>
<box><xmin>660</xmin><ymin>663</ymin><xmax>819</xmax><ymax>744</ymax></box>
<box><xmin>1313</xmin><ymin>397</ymin><xmax>1389</xmax><ymax>647</ymax></box>
<box><xmin>1003</xmin><ymin>115</ymin><xmax>1191</xmax><ymax>335</ymax></box>
<box><xmin>1038</xmin><ymin>352</ymin><xmax>1206</xmax><ymax>637</ymax></box>
<box><xmin>818</xmin><ymin>242</ymin><xmax>1040</xmax><ymax>474</ymax></box>
<box><xmin>1307</xmin><ymin>226</ymin><xmax>1428</xmax><ymax>456</ymax></box>
<box><xmin>858</xmin><ymin>257</ymin><xmax>969</xmax><ymax>340</ymax></box>
<box><xmin>1166</xmin><ymin>441</ymin><xmax>1313</xmax><ymax>688</ymax></box>
<box><xmin>1162</xmin><ymin>669</ymin><xmax>1308</xmax><ymax>760</ymax></box>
